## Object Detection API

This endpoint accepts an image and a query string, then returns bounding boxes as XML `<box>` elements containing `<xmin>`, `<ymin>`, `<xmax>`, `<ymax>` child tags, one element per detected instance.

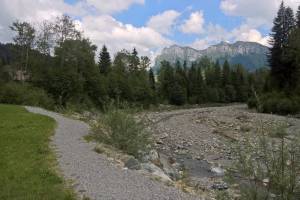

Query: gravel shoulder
<box><xmin>25</xmin><ymin>106</ymin><xmax>200</xmax><ymax>200</ymax></box>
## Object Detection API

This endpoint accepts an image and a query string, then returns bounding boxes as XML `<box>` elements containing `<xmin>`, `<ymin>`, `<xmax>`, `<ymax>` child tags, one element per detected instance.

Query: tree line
<box><xmin>0</xmin><ymin>14</ymin><xmax>271</xmax><ymax>110</ymax></box>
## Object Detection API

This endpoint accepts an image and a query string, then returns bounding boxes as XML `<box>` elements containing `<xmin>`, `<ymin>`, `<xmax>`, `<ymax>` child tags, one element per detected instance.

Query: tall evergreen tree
<box><xmin>222</xmin><ymin>60</ymin><xmax>231</xmax><ymax>86</ymax></box>
<box><xmin>129</xmin><ymin>48</ymin><xmax>140</xmax><ymax>72</ymax></box>
<box><xmin>269</xmin><ymin>2</ymin><xmax>296</xmax><ymax>89</ymax></box>
<box><xmin>149</xmin><ymin>68</ymin><xmax>156</xmax><ymax>91</ymax></box>
<box><xmin>297</xmin><ymin>6</ymin><xmax>300</xmax><ymax>28</ymax></box>
<box><xmin>98</xmin><ymin>45</ymin><xmax>111</xmax><ymax>74</ymax></box>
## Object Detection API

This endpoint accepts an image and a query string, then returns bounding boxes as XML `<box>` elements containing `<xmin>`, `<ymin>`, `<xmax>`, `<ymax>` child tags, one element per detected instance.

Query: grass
<box><xmin>0</xmin><ymin>104</ymin><xmax>75</xmax><ymax>200</ymax></box>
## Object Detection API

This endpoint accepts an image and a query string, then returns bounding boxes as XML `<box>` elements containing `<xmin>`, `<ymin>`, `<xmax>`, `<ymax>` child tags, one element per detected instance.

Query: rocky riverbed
<box><xmin>140</xmin><ymin>104</ymin><xmax>300</xmax><ymax>195</ymax></box>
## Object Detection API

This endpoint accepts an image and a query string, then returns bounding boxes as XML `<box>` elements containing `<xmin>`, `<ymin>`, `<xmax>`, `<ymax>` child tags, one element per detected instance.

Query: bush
<box><xmin>94</xmin><ymin>109</ymin><xmax>151</xmax><ymax>158</ymax></box>
<box><xmin>259</xmin><ymin>92</ymin><xmax>300</xmax><ymax>115</ymax></box>
<box><xmin>247</xmin><ymin>97</ymin><xmax>257</xmax><ymax>109</ymax></box>
<box><xmin>0</xmin><ymin>82</ymin><xmax>54</xmax><ymax>109</ymax></box>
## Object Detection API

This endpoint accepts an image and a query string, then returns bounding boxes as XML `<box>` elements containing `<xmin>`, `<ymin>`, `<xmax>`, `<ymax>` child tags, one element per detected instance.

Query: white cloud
<box><xmin>231</xmin><ymin>25</ymin><xmax>270</xmax><ymax>46</ymax></box>
<box><xmin>190</xmin><ymin>23</ymin><xmax>270</xmax><ymax>50</ymax></box>
<box><xmin>220</xmin><ymin>0</ymin><xmax>299</xmax><ymax>28</ymax></box>
<box><xmin>0</xmin><ymin>0</ymin><xmax>171</xmax><ymax>62</ymax></box>
<box><xmin>180</xmin><ymin>11</ymin><xmax>205</xmax><ymax>34</ymax></box>
<box><xmin>80</xmin><ymin>15</ymin><xmax>173</xmax><ymax>58</ymax></box>
<box><xmin>147</xmin><ymin>10</ymin><xmax>181</xmax><ymax>35</ymax></box>
<box><xmin>85</xmin><ymin>0</ymin><xmax>145</xmax><ymax>14</ymax></box>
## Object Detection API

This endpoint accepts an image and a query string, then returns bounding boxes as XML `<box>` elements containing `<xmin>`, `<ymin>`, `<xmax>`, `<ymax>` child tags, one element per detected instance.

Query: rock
<box><xmin>160</xmin><ymin>154</ymin><xmax>181</xmax><ymax>181</ymax></box>
<box><xmin>160</xmin><ymin>132</ymin><xmax>168</xmax><ymax>139</ymax></box>
<box><xmin>141</xmin><ymin>149</ymin><xmax>160</xmax><ymax>164</ymax></box>
<box><xmin>210</xmin><ymin>167</ymin><xmax>225</xmax><ymax>176</ymax></box>
<box><xmin>148</xmin><ymin>150</ymin><xmax>160</xmax><ymax>161</ymax></box>
<box><xmin>124</xmin><ymin>157</ymin><xmax>141</xmax><ymax>170</ymax></box>
<box><xmin>141</xmin><ymin>163</ymin><xmax>172</xmax><ymax>182</ymax></box>
<box><xmin>211</xmin><ymin>182</ymin><xmax>228</xmax><ymax>190</ymax></box>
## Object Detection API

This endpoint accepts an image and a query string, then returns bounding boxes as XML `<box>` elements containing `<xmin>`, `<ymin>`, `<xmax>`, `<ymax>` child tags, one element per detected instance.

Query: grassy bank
<box><xmin>0</xmin><ymin>104</ymin><xmax>74</xmax><ymax>200</ymax></box>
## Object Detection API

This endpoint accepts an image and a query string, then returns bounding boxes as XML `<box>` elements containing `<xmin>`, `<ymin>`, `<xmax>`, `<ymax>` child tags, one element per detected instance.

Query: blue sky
<box><xmin>0</xmin><ymin>0</ymin><xmax>299</xmax><ymax>59</ymax></box>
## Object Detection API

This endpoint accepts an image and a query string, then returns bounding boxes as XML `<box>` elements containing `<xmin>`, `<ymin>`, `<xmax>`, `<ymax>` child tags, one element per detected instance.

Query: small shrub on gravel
<box><xmin>226</xmin><ymin>124</ymin><xmax>300</xmax><ymax>200</ymax></box>
<box><xmin>93</xmin><ymin>109</ymin><xmax>152</xmax><ymax>158</ymax></box>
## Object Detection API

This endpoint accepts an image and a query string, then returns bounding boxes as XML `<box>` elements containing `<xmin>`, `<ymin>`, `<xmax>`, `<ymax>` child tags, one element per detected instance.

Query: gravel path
<box><xmin>25</xmin><ymin>106</ymin><xmax>200</xmax><ymax>200</ymax></box>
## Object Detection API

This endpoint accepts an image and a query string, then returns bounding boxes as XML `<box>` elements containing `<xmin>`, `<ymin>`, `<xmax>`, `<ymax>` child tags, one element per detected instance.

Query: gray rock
<box><xmin>160</xmin><ymin>154</ymin><xmax>181</xmax><ymax>181</ymax></box>
<box><xmin>141</xmin><ymin>163</ymin><xmax>172</xmax><ymax>182</ymax></box>
<box><xmin>140</xmin><ymin>149</ymin><xmax>160</xmax><ymax>163</ymax></box>
<box><xmin>211</xmin><ymin>182</ymin><xmax>228</xmax><ymax>190</ymax></box>
<box><xmin>210</xmin><ymin>167</ymin><xmax>225</xmax><ymax>176</ymax></box>
<box><xmin>125</xmin><ymin>157</ymin><xmax>141</xmax><ymax>170</ymax></box>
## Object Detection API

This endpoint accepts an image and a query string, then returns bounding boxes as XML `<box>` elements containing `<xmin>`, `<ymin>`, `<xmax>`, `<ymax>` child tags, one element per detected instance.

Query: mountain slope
<box><xmin>155</xmin><ymin>41</ymin><xmax>269</xmax><ymax>70</ymax></box>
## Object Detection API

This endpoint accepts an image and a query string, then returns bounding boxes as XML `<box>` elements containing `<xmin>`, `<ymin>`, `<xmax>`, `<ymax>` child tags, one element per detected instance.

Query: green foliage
<box><xmin>0</xmin><ymin>82</ymin><xmax>54</xmax><ymax>109</ymax></box>
<box><xmin>93</xmin><ymin>109</ymin><xmax>151</xmax><ymax>158</ymax></box>
<box><xmin>0</xmin><ymin>104</ymin><xmax>75</xmax><ymax>200</ymax></box>
<box><xmin>247</xmin><ymin>97</ymin><xmax>258</xmax><ymax>109</ymax></box>
<box><xmin>169</xmin><ymin>83</ymin><xmax>187</xmax><ymax>106</ymax></box>
<box><xmin>98</xmin><ymin>45</ymin><xmax>111</xmax><ymax>74</ymax></box>
<box><xmin>256</xmin><ymin>92</ymin><xmax>300</xmax><ymax>115</ymax></box>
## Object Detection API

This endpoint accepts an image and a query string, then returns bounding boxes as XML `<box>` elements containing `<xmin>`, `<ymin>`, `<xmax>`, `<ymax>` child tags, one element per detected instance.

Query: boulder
<box><xmin>124</xmin><ymin>157</ymin><xmax>141</xmax><ymax>170</ymax></box>
<box><xmin>141</xmin><ymin>163</ymin><xmax>172</xmax><ymax>182</ymax></box>
<box><xmin>159</xmin><ymin>154</ymin><xmax>181</xmax><ymax>181</ymax></box>
<box><xmin>210</xmin><ymin>167</ymin><xmax>225</xmax><ymax>176</ymax></box>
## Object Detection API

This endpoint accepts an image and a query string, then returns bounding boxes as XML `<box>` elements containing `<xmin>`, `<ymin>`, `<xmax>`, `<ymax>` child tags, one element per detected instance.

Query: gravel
<box><xmin>25</xmin><ymin>106</ymin><xmax>200</xmax><ymax>200</ymax></box>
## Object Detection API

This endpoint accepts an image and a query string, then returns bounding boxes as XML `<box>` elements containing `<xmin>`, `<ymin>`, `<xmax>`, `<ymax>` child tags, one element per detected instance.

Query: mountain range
<box><xmin>154</xmin><ymin>41</ymin><xmax>269</xmax><ymax>70</ymax></box>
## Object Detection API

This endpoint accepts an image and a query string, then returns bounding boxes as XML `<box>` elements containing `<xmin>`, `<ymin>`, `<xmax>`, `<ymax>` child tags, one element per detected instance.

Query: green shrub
<box><xmin>227</xmin><ymin>125</ymin><xmax>300</xmax><ymax>200</ymax></box>
<box><xmin>252</xmin><ymin>92</ymin><xmax>300</xmax><ymax>115</ymax></box>
<box><xmin>94</xmin><ymin>109</ymin><xmax>151</xmax><ymax>158</ymax></box>
<box><xmin>169</xmin><ymin>83</ymin><xmax>187</xmax><ymax>106</ymax></box>
<box><xmin>0</xmin><ymin>82</ymin><xmax>54</xmax><ymax>109</ymax></box>
<box><xmin>247</xmin><ymin>97</ymin><xmax>257</xmax><ymax>109</ymax></box>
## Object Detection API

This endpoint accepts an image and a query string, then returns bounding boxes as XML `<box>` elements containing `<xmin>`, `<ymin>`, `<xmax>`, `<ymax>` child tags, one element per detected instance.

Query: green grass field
<box><xmin>0</xmin><ymin>105</ymin><xmax>75</xmax><ymax>200</ymax></box>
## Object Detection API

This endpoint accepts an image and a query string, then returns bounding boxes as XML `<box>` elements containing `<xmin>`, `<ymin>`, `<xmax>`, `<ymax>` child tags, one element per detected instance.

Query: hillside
<box><xmin>155</xmin><ymin>41</ymin><xmax>269</xmax><ymax>70</ymax></box>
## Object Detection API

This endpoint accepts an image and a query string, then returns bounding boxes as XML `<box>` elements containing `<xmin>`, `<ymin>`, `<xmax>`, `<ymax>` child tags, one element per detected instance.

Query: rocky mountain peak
<box><xmin>155</xmin><ymin>41</ymin><xmax>269</xmax><ymax>70</ymax></box>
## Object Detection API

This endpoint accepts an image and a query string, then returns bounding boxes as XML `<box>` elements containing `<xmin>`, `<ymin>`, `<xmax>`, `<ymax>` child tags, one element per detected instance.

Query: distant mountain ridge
<box><xmin>155</xmin><ymin>41</ymin><xmax>269</xmax><ymax>70</ymax></box>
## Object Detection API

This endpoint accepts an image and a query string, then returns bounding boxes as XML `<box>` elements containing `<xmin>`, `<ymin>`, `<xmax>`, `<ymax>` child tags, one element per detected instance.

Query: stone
<box><xmin>124</xmin><ymin>157</ymin><xmax>141</xmax><ymax>170</ymax></box>
<box><xmin>211</xmin><ymin>182</ymin><xmax>228</xmax><ymax>190</ymax></box>
<box><xmin>160</xmin><ymin>132</ymin><xmax>168</xmax><ymax>139</ymax></box>
<box><xmin>141</xmin><ymin>149</ymin><xmax>160</xmax><ymax>164</ymax></box>
<box><xmin>148</xmin><ymin>150</ymin><xmax>159</xmax><ymax>161</ymax></box>
<box><xmin>160</xmin><ymin>154</ymin><xmax>181</xmax><ymax>181</ymax></box>
<box><xmin>141</xmin><ymin>163</ymin><xmax>172</xmax><ymax>182</ymax></box>
<box><xmin>210</xmin><ymin>167</ymin><xmax>225</xmax><ymax>176</ymax></box>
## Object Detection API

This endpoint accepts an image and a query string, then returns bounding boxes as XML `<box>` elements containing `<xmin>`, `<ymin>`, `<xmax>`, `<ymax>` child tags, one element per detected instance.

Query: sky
<box><xmin>0</xmin><ymin>0</ymin><xmax>299</xmax><ymax>61</ymax></box>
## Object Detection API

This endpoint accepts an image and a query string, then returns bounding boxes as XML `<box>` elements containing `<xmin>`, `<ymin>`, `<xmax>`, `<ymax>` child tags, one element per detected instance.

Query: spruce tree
<box><xmin>98</xmin><ymin>45</ymin><xmax>111</xmax><ymax>74</ymax></box>
<box><xmin>129</xmin><ymin>48</ymin><xmax>140</xmax><ymax>72</ymax></box>
<box><xmin>297</xmin><ymin>6</ymin><xmax>300</xmax><ymax>28</ymax></box>
<box><xmin>269</xmin><ymin>2</ymin><xmax>295</xmax><ymax>89</ymax></box>
<box><xmin>149</xmin><ymin>68</ymin><xmax>156</xmax><ymax>91</ymax></box>
<box><xmin>222</xmin><ymin>60</ymin><xmax>231</xmax><ymax>86</ymax></box>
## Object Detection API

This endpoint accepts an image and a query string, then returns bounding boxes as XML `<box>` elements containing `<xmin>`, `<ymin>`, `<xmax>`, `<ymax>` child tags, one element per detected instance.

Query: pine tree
<box><xmin>214</xmin><ymin>61</ymin><xmax>222</xmax><ymax>88</ymax></box>
<box><xmin>149</xmin><ymin>68</ymin><xmax>156</xmax><ymax>91</ymax></box>
<box><xmin>297</xmin><ymin>6</ymin><xmax>300</xmax><ymax>28</ymax></box>
<box><xmin>98</xmin><ymin>45</ymin><xmax>111</xmax><ymax>74</ymax></box>
<box><xmin>222</xmin><ymin>60</ymin><xmax>231</xmax><ymax>86</ymax></box>
<box><xmin>129</xmin><ymin>48</ymin><xmax>140</xmax><ymax>72</ymax></box>
<box><xmin>269</xmin><ymin>2</ymin><xmax>295</xmax><ymax>89</ymax></box>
